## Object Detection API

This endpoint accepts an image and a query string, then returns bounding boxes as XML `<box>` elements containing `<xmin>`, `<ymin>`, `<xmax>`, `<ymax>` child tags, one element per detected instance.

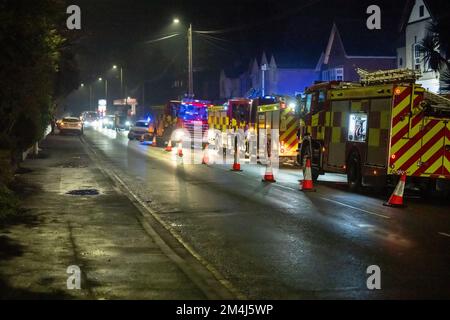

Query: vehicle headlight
<box><xmin>125</xmin><ymin>121</ymin><xmax>131</xmax><ymax>126</ymax></box>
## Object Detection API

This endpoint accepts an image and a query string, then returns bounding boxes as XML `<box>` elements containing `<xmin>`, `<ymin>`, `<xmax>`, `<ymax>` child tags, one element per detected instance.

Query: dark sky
<box><xmin>65</xmin><ymin>0</ymin><xmax>407</xmax><ymax>112</ymax></box>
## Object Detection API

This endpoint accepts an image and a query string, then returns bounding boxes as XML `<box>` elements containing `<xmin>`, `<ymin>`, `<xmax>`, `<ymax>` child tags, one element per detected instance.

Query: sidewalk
<box><xmin>0</xmin><ymin>134</ymin><xmax>207</xmax><ymax>299</ymax></box>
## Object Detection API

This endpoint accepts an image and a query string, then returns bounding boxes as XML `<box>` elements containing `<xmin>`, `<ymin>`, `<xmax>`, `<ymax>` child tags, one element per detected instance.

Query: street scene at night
<box><xmin>1</xmin><ymin>0</ymin><xmax>450</xmax><ymax>308</ymax></box>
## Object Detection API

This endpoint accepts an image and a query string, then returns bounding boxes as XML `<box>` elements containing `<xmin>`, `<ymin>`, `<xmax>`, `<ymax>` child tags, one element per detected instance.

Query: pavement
<box><xmin>79</xmin><ymin>126</ymin><xmax>450</xmax><ymax>299</ymax></box>
<box><xmin>0</xmin><ymin>134</ymin><xmax>233</xmax><ymax>299</ymax></box>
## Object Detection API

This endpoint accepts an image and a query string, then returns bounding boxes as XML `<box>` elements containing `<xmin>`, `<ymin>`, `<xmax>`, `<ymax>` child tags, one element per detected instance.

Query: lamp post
<box><xmin>80</xmin><ymin>83</ymin><xmax>93</xmax><ymax>111</ymax></box>
<box><xmin>98</xmin><ymin>77</ymin><xmax>108</xmax><ymax>101</ymax></box>
<box><xmin>188</xmin><ymin>23</ymin><xmax>193</xmax><ymax>97</ymax></box>
<box><xmin>113</xmin><ymin>65</ymin><xmax>124</xmax><ymax>98</ymax></box>
<box><xmin>173</xmin><ymin>18</ymin><xmax>194</xmax><ymax>97</ymax></box>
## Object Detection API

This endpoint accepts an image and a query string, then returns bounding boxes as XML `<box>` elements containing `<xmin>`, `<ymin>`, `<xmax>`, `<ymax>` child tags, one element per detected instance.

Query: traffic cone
<box><xmin>300</xmin><ymin>158</ymin><xmax>315</xmax><ymax>191</ymax></box>
<box><xmin>383</xmin><ymin>174</ymin><xmax>406</xmax><ymax>207</ymax></box>
<box><xmin>151</xmin><ymin>135</ymin><xmax>157</xmax><ymax>147</ymax></box>
<box><xmin>165</xmin><ymin>139</ymin><xmax>173</xmax><ymax>152</ymax></box>
<box><xmin>202</xmin><ymin>143</ymin><xmax>209</xmax><ymax>165</ymax></box>
<box><xmin>262</xmin><ymin>160</ymin><xmax>276</xmax><ymax>182</ymax></box>
<box><xmin>177</xmin><ymin>142</ymin><xmax>183</xmax><ymax>158</ymax></box>
<box><xmin>231</xmin><ymin>149</ymin><xmax>242</xmax><ymax>171</ymax></box>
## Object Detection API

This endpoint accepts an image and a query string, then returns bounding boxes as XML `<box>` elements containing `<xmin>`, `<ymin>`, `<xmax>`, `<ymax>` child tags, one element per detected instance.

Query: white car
<box><xmin>58</xmin><ymin>117</ymin><xmax>83</xmax><ymax>135</ymax></box>
<box><xmin>128</xmin><ymin>120</ymin><xmax>150</xmax><ymax>140</ymax></box>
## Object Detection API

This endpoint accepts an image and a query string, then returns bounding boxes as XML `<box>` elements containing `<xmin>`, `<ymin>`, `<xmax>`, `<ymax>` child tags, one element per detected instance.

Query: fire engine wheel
<box><xmin>347</xmin><ymin>152</ymin><xmax>362</xmax><ymax>192</ymax></box>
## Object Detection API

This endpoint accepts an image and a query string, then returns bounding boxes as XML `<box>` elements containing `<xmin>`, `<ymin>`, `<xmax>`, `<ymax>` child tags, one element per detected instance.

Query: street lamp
<box><xmin>79</xmin><ymin>83</ymin><xmax>92</xmax><ymax>111</ymax></box>
<box><xmin>112</xmin><ymin>65</ymin><xmax>124</xmax><ymax>98</ymax></box>
<box><xmin>172</xmin><ymin>18</ymin><xmax>193</xmax><ymax>97</ymax></box>
<box><xmin>98</xmin><ymin>77</ymin><xmax>108</xmax><ymax>100</ymax></box>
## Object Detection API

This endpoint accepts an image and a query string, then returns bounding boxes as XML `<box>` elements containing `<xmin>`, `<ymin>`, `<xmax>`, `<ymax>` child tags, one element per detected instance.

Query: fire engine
<box><xmin>299</xmin><ymin>68</ymin><xmax>450</xmax><ymax>193</ymax></box>
<box><xmin>207</xmin><ymin>96</ymin><xmax>300</xmax><ymax>160</ymax></box>
<box><xmin>146</xmin><ymin>99</ymin><xmax>210</xmax><ymax>146</ymax></box>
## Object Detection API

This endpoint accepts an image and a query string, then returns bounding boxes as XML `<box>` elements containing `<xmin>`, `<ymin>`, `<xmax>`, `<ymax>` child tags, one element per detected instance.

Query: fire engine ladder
<box><xmin>423</xmin><ymin>91</ymin><xmax>450</xmax><ymax>117</ymax></box>
<box><xmin>357</xmin><ymin>68</ymin><xmax>421</xmax><ymax>85</ymax></box>
<box><xmin>424</xmin><ymin>91</ymin><xmax>450</xmax><ymax>109</ymax></box>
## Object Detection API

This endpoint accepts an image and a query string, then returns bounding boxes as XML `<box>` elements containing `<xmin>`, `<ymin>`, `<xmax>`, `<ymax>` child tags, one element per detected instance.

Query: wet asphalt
<box><xmin>84</xmin><ymin>127</ymin><xmax>450</xmax><ymax>299</ymax></box>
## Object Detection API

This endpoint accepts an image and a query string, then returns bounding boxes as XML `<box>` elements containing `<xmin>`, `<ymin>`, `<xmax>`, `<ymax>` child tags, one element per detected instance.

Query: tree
<box><xmin>419</xmin><ymin>16</ymin><xmax>450</xmax><ymax>91</ymax></box>
<box><xmin>0</xmin><ymin>0</ymin><xmax>79</xmax><ymax>163</ymax></box>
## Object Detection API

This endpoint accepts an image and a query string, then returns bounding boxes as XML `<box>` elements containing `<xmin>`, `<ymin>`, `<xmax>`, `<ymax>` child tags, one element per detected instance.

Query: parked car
<box><xmin>128</xmin><ymin>120</ymin><xmax>151</xmax><ymax>140</ymax></box>
<box><xmin>58</xmin><ymin>117</ymin><xmax>83</xmax><ymax>135</ymax></box>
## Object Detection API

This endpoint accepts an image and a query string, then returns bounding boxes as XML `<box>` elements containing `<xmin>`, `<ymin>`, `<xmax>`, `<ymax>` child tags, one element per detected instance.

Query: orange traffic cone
<box><xmin>300</xmin><ymin>158</ymin><xmax>315</xmax><ymax>191</ymax></box>
<box><xmin>151</xmin><ymin>135</ymin><xmax>157</xmax><ymax>147</ymax></box>
<box><xmin>231</xmin><ymin>151</ymin><xmax>242</xmax><ymax>171</ymax></box>
<box><xmin>384</xmin><ymin>174</ymin><xmax>406</xmax><ymax>207</ymax></box>
<box><xmin>202</xmin><ymin>143</ymin><xmax>209</xmax><ymax>165</ymax></box>
<box><xmin>177</xmin><ymin>142</ymin><xmax>183</xmax><ymax>157</ymax></box>
<box><xmin>262</xmin><ymin>160</ymin><xmax>276</xmax><ymax>182</ymax></box>
<box><xmin>165</xmin><ymin>139</ymin><xmax>173</xmax><ymax>152</ymax></box>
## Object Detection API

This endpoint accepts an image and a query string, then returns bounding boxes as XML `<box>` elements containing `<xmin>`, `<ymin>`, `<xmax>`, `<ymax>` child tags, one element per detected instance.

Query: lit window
<box><xmin>348</xmin><ymin>113</ymin><xmax>367</xmax><ymax>142</ymax></box>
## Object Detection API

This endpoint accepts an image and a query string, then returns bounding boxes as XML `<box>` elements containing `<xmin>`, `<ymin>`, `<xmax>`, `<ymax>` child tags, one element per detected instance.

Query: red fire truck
<box><xmin>208</xmin><ymin>96</ymin><xmax>300</xmax><ymax>160</ymax></box>
<box><xmin>149</xmin><ymin>99</ymin><xmax>211</xmax><ymax>146</ymax></box>
<box><xmin>299</xmin><ymin>68</ymin><xmax>450</xmax><ymax>193</ymax></box>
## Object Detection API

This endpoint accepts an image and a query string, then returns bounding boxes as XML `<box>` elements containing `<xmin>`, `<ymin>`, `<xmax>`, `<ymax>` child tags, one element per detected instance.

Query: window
<box><xmin>348</xmin><ymin>113</ymin><xmax>367</xmax><ymax>142</ymax></box>
<box><xmin>322</xmin><ymin>67</ymin><xmax>344</xmax><ymax>81</ymax></box>
<box><xmin>305</xmin><ymin>94</ymin><xmax>312</xmax><ymax>113</ymax></box>
<box><xmin>399</xmin><ymin>57</ymin><xmax>403</xmax><ymax>67</ymax></box>
<box><xmin>317</xmin><ymin>91</ymin><xmax>326</xmax><ymax>111</ymax></box>
<box><xmin>419</xmin><ymin>5</ymin><xmax>424</xmax><ymax>17</ymax></box>
<box><xmin>413</xmin><ymin>43</ymin><xmax>422</xmax><ymax>70</ymax></box>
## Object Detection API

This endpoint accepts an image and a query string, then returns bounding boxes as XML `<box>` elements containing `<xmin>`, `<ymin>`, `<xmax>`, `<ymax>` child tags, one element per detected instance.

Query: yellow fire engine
<box><xmin>208</xmin><ymin>96</ymin><xmax>300</xmax><ymax>160</ymax></box>
<box><xmin>300</xmin><ymin>68</ymin><xmax>450</xmax><ymax>193</ymax></box>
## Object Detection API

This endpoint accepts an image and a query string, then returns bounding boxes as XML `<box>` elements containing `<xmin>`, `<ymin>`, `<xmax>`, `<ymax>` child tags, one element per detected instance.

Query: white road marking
<box><xmin>274</xmin><ymin>184</ymin><xmax>297</xmax><ymax>191</ymax></box>
<box><xmin>273</xmin><ymin>183</ymin><xmax>390</xmax><ymax>219</ymax></box>
<box><xmin>321</xmin><ymin>198</ymin><xmax>391</xmax><ymax>219</ymax></box>
<box><xmin>438</xmin><ymin>232</ymin><xmax>450</xmax><ymax>238</ymax></box>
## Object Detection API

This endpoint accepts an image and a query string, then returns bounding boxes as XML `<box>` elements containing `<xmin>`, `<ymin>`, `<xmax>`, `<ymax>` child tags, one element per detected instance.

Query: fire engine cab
<box><xmin>299</xmin><ymin>68</ymin><xmax>450</xmax><ymax>193</ymax></box>
<box><xmin>151</xmin><ymin>98</ymin><xmax>210</xmax><ymax>146</ymax></box>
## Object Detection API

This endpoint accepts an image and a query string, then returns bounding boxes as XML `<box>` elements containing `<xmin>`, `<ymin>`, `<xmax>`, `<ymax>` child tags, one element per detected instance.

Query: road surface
<box><xmin>82</xmin><ymin>127</ymin><xmax>450</xmax><ymax>299</ymax></box>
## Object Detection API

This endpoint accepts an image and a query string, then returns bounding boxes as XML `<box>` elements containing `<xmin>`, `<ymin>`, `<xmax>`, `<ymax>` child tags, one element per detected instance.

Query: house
<box><xmin>219</xmin><ymin>53</ymin><xmax>317</xmax><ymax>99</ymax></box>
<box><xmin>316</xmin><ymin>21</ymin><xmax>397</xmax><ymax>82</ymax></box>
<box><xmin>397</xmin><ymin>0</ymin><xmax>448</xmax><ymax>93</ymax></box>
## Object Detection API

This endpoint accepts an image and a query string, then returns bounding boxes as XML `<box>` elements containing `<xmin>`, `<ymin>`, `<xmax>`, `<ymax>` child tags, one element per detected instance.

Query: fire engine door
<box><xmin>327</xmin><ymin>100</ymin><xmax>349</xmax><ymax>168</ymax></box>
<box><xmin>366</xmin><ymin>98</ymin><xmax>391</xmax><ymax>166</ymax></box>
<box><xmin>418</xmin><ymin>118</ymin><xmax>447</xmax><ymax>175</ymax></box>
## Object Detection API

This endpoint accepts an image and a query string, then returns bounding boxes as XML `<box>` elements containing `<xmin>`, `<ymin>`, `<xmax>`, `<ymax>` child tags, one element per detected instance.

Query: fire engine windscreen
<box><xmin>232</xmin><ymin>104</ymin><xmax>251</xmax><ymax>122</ymax></box>
<box><xmin>348</xmin><ymin>113</ymin><xmax>367</xmax><ymax>142</ymax></box>
<box><xmin>179</xmin><ymin>103</ymin><xmax>208</xmax><ymax>122</ymax></box>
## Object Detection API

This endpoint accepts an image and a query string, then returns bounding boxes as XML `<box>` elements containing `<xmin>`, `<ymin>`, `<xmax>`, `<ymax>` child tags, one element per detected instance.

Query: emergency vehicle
<box><xmin>208</xmin><ymin>96</ymin><xmax>300</xmax><ymax>160</ymax></box>
<box><xmin>299</xmin><ymin>68</ymin><xmax>450</xmax><ymax>193</ymax></box>
<box><xmin>149</xmin><ymin>99</ymin><xmax>210</xmax><ymax>146</ymax></box>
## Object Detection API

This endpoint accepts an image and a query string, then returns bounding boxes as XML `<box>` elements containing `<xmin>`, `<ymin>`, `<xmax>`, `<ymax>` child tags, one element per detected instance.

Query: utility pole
<box><xmin>261</xmin><ymin>63</ymin><xmax>269</xmax><ymax>97</ymax></box>
<box><xmin>89</xmin><ymin>84</ymin><xmax>93</xmax><ymax>111</ymax></box>
<box><xmin>120</xmin><ymin>67</ymin><xmax>123</xmax><ymax>98</ymax></box>
<box><xmin>188</xmin><ymin>23</ymin><xmax>193</xmax><ymax>97</ymax></box>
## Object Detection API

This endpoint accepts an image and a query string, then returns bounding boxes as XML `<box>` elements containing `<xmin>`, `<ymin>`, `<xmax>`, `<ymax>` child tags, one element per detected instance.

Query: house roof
<box><xmin>331</xmin><ymin>20</ymin><xmax>398</xmax><ymax>57</ymax></box>
<box><xmin>398</xmin><ymin>0</ymin><xmax>450</xmax><ymax>32</ymax></box>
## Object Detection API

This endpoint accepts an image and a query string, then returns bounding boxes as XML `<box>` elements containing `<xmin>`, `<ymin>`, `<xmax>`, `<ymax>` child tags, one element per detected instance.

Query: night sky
<box><xmin>65</xmin><ymin>0</ymin><xmax>407</xmax><ymax>114</ymax></box>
